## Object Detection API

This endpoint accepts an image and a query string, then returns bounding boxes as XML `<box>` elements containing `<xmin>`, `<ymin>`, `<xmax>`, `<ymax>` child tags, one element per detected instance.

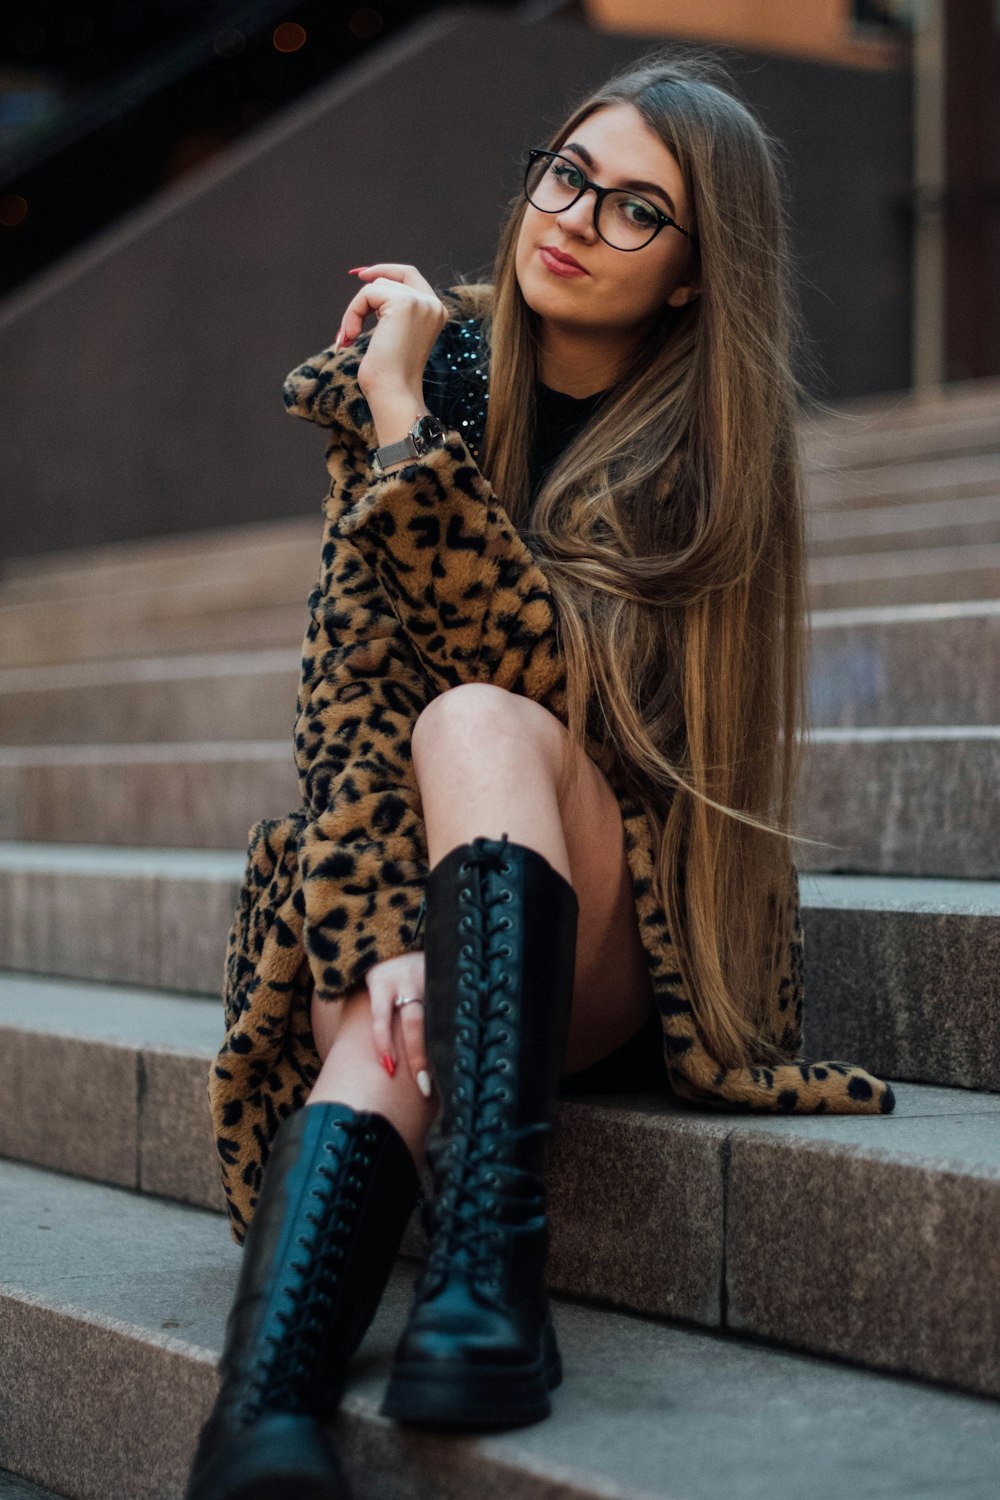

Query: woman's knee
<box><xmin>412</xmin><ymin>683</ymin><xmax>562</xmax><ymax>759</ymax></box>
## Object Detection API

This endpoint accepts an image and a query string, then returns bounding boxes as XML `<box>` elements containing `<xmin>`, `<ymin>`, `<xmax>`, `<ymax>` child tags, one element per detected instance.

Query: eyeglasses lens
<box><xmin>524</xmin><ymin>153</ymin><xmax>660</xmax><ymax>251</ymax></box>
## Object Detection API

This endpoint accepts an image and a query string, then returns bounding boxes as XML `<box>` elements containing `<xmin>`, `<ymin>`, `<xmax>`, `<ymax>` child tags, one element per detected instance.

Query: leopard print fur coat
<box><xmin>210</xmin><ymin>283</ymin><xmax>895</xmax><ymax>1246</ymax></box>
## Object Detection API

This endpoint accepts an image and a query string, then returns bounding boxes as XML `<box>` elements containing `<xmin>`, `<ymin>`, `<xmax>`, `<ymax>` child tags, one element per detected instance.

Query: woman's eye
<box><xmin>624</xmin><ymin>199</ymin><xmax>655</xmax><ymax>226</ymax></box>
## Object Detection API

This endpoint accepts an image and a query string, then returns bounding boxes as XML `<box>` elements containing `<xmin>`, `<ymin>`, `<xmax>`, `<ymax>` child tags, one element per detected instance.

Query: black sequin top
<box><xmin>422</xmin><ymin>313</ymin><xmax>612</xmax><ymax>502</ymax></box>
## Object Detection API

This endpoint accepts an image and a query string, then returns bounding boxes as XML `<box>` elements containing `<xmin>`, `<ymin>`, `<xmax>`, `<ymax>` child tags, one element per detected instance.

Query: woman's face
<box><xmin>515</xmin><ymin>101</ymin><xmax>701</xmax><ymax>344</ymax></box>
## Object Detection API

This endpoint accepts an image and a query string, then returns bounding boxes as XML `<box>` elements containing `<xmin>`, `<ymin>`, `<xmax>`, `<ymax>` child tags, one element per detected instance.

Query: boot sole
<box><xmin>379</xmin><ymin>1319</ymin><xmax>562</xmax><ymax>1430</ymax></box>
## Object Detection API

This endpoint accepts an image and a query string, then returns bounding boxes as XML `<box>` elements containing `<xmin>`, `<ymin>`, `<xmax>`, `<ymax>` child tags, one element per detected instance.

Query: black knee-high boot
<box><xmin>380</xmin><ymin>832</ymin><xmax>578</xmax><ymax>1431</ymax></box>
<box><xmin>186</xmin><ymin>1100</ymin><xmax>421</xmax><ymax>1499</ymax></box>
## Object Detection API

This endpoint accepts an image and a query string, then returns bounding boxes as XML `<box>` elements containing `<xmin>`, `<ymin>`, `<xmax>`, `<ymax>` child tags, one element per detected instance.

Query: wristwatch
<box><xmin>369</xmin><ymin>411</ymin><xmax>447</xmax><ymax>477</ymax></box>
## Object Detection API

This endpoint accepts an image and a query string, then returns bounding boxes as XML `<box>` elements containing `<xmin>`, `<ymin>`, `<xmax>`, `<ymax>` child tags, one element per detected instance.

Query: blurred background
<box><xmin>1</xmin><ymin>0</ymin><xmax>997</xmax><ymax>552</ymax></box>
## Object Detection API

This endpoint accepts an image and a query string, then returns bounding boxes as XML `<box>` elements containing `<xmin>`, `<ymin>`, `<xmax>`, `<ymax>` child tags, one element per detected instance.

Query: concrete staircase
<box><xmin>1</xmin><ymin>380</ymin><xmax>999</xmax><ymax>1497</ymax></box>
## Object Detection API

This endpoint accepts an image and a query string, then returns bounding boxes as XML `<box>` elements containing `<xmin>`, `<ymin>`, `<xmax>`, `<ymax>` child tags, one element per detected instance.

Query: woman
<box><xmin>186</xmin><ymin>47</ymin><xmax>895</xmax><ymax>1500</ymax></box>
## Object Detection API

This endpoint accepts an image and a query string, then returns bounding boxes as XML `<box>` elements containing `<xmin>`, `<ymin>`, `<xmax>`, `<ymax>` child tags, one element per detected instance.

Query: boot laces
<box><xmin>420</xmin><ymin>835</ymin><xmax>551</xmax><ymax>1305</ymax></box>
<box><xmin>240</xmin><ymin>1119</ymin><xmax>378</xmax><ymax>1421</ymax></box>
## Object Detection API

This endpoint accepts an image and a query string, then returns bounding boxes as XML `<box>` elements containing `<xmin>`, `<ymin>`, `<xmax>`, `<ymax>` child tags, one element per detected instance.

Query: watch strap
<box><xmin>370</xmin><ymin>412</ymin><xmax>446</xmax><ymax>476</ymax></box>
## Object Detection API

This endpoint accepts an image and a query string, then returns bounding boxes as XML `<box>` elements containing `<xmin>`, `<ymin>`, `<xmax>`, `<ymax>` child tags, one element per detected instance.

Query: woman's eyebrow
<box><xmin>561</xmin><ymin>140</ymin><xmax>677</xmax><ymax>216</ymax></box>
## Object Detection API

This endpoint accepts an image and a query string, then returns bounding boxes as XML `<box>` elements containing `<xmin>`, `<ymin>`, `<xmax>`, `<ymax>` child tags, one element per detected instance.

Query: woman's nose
<box><xmin>555</xmin><ymin>191</ymin><xmax>597</xmax><ymax>238</ymax></box>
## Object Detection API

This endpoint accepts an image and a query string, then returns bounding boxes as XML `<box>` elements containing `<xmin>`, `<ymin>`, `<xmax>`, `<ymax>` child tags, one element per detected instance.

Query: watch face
<box><xmin>414</xmin><ymin>414</ymin><xmax>445</xmax><ymax>448</ymax></box>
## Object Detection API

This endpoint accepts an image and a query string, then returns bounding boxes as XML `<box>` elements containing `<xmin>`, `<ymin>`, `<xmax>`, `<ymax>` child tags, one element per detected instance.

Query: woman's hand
<box><xmin>365</xmin><ymin>949</ymin><xmax>435</xmax><ymax>1099</ymax></box>
<box><xmin>336</xmin><ymin>264</ymin><xmax>448</xmax><ymax>407</ymax></box>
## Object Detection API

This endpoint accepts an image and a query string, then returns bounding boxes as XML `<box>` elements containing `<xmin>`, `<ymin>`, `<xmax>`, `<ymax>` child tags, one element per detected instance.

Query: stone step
<box><xmin>808</xmin><ymin>601</ymin><xmax>1000</xmax><ymax>727</ymax></box>
<box><xmin>806</xmin><ymin>453</ymin><xmax>1000</xmax><ymax>511</ymax></box>
<box><xmin>0</xmin><ymin>573</ymin><xmax>312</xmax><ymax>673</ymax></box>
<box><xmin>2</xmin><ymin>606</ymin><xmax>997</xmax><ymax>746</ymax></box>
<box><xmin>5</xmin><ymin>507</ymin><xmax>999</xmax><ymax>671</ymax></box>
<box><xmin>3</xmin><ymin>1163</ymin><xmax>998</xmax><ymax>1500</ymax></box>
<box><xmin>808</xmin><ymin>545</ymin><xmax>1000</xmax><ymax>608</ymax></box>
<box><xmin>0</xmin><ymin>845</ymin><xmax>245</xmax><ymax>997</ymax></box>
<box><xmin>799</xmin><ymin>379</ymin><xmax>1000</xmax><ymax>469</ymax></box>
<box><xmin>798</xmin><ymin>727</ymin><xmax>998</xmax><ymax>878</ymax></box>
<box><xmin>0</xmin><ymin>650</ymin><xmax>301</xmax><ymax>746</ymax></box>
<box><xmin>1</xmin><ymin>726</ymin><xmax>994</xmax><ymax>876</ymax></box>
<box><xmin>14</xmin><ymin>541</ymin><xmax>992</xmax><ymax>676</ymax></box>
<box><xmin>806</xmin><ymin>492</ymin><xmax>1000</xmax><ymax>555</ymax></box>
<box><xmin>799</xmin><ymin>874</ymin><xmax>1000</xmax><ymax>1091</ymax></box>
<box><xmin>0</xmin><ymin>1470</ymin><xmax>66</xmax><ymax>1499</ymax></box>
<box><xmin>0</xmin><ymin>974</ymin><xmax>224</xmax><ymax>1210</ymax></box>
<box><xmin>0</xmin><ymin>1128</ymin><xmax>995</xmax><ymax>1500</ymax></box>
<box><xmin>0</xmin><ymin>858</ymin><xmax>996</xmax><ymax>1091</ymax></box>
<box><xmin>0</xmin><ymin>515</ymin><xmax>316</xmax><ymax>603</ymax></box>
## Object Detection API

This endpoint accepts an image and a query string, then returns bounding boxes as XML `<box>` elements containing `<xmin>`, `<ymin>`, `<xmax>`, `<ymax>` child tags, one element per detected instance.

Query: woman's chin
<box><xmin>518</xmin><ymin>263</ymin><xmax>588</xmax><ymax>316</ymax></box>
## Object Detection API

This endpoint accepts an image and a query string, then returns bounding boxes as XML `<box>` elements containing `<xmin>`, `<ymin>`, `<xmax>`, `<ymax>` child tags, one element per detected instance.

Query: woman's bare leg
<box><xmin>305</xmin><ymin>682</ymin><xmax>655</xmax><ymax>1154</ymax></box>
<box><xmin>408</xmin><ymin>684</ymin><xmax>655</xmax><ymax>1075</ymax></box>
<box><xmin>306</xmin><ymin>987</ymin><xmax>440</xmax><ymax>1170</ymax></box>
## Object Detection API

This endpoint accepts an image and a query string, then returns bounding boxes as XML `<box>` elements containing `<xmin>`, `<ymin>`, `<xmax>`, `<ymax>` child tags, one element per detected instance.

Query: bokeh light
<box><xmin>349</xmin><ymin>9</ymin><xmax>383</xmax><ymax>40</ymax></box>
<box><xmin>0</xmin><ymin>196</ymin><xmax>29</xmax><ymax>228</ymax></box>
<box><xmin>273</xmin><ymin>22</ymin><xmax>307</xmax><ymax>54</ymax></box>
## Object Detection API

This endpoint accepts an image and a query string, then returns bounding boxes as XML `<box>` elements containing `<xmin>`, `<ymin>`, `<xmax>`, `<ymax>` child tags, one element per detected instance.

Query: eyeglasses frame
<box><xmin>523</xmin><ymin>147</ymin><xmax>699</xmax><ymax>251</ymax></box>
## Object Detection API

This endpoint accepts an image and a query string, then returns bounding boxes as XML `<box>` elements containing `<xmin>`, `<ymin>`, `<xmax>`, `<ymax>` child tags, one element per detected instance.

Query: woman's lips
<box><xmin>539</xmin><ymin>246</ymin><xmax>588</xmax><ymax>277</ymax></box>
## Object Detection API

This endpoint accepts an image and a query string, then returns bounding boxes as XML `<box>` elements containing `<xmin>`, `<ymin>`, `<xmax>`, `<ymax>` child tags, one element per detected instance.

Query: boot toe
<box><xmin>185</xmin><ymin>1410</ymin><xmax>349</xmax><ymax>1500</ymax></box>
<box><xmin>394</xmin><ymin>1283</ymin><xmax>539</xmax><ymax>1368</ymax></box>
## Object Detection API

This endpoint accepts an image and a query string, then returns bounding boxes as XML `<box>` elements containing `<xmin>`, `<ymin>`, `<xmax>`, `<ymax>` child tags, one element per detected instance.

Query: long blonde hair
<box><xmin>450</xmin><ymin>48</ymin><xmax>823</xmax><ymax>1069</ymax></box>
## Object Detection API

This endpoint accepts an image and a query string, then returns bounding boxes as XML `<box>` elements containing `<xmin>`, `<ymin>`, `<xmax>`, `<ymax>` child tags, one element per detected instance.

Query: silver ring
<box><xmin>393</xmin><ymin>993</ymin><xmax>425</xmax><ymax>1010</ymax></box>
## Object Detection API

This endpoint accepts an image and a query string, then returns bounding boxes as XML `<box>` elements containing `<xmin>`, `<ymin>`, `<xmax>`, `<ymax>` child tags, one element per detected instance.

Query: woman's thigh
<box><xmin>552</xmin><ymin>728</ymin><xmax>657</xmax><ymax>1076</ymax></box>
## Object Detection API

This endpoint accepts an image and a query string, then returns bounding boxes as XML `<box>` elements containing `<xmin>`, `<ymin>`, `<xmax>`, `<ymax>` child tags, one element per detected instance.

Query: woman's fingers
<box><xmin>368</xmin><ymin>973</ymin><xmax>397</xmax><ymax>1074</ymax></box>
<box><xmin>363</xmin><ymin>951</ymin><xmax>433</xmax><ymax>1097</ymax></box>
<box><xmin>335</xmin><ymin>265</ymin><xmax>442</xmax><ymax>345</ymax></box>
<box><xmin>337</xmin><ymin>276</ymin><xmax>396</xmax><ymax>343</ymax></box>
<box><xmin>397</xmin><ymin>1001</ymin><xmax>434</xmax><ymax>1099</ymax></box>
<box><xmin>351</xmin><ymin>263</ymin><xmax>435</xmax><ymax>292</ymax></box>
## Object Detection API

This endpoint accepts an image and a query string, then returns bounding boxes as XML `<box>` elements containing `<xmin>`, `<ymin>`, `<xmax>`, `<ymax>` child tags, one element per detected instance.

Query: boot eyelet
<box><xmin>461</xmin><ymin>944</ymin><xmax>473</xmax><ymax>958</ymax></box>
<box><xmin>497</xmin><ymin>1087</ymin><xmax>509</xmax><ymax>1100</ymax></box>
<box><xmin>459</xmin><ymin>886</ymin><xmax>471</xmax><ymax>899</ymax></box>
<box><xmin>497</xmin><ymin>1059</ymin><xmax>511</xmax><ymax>1073</ymax></box>
<box><xmin>498</xmin><ymin>1000</ymin><xmax>510</xmax><ymax>1015</ymax></box>
<box><xmin>500</xmin><ymin>890</ymin><xmax>513</xmax><ymax>902</ymax></box>
<box><xmin>499</xmin><ymin>916</ymin><xmax>512</xmax><ymax>930</ymax></box>
<box><xmin>498</xmin><ymin>944</ymin><xmax>512</xmax><ymax>958</ymax></box>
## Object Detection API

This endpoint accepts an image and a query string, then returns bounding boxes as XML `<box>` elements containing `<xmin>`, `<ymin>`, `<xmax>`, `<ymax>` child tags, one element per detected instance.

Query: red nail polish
<box><xmin>381</xmin><ymin>1052</ymin><xmax>395</xmax><ymax>1076</ymax></box>
<box><xmin>348</xmin><ymin>266</ymin><xmax>368</xmax><ymax>274</ymax></box>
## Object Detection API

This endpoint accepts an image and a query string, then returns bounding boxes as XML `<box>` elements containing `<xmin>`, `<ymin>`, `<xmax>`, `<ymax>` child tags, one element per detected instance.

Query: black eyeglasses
<box><xmin>523</xmin><ymin>148</ymin><xmax>698</xmax><ymax>252</ymax></box>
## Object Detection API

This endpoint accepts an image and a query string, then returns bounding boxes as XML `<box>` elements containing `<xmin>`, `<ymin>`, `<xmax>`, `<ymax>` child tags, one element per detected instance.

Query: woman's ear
<box><xmin>665</xmin><ymin>278</ymin><xmax>701</xmax><ymax>309</ymax></box>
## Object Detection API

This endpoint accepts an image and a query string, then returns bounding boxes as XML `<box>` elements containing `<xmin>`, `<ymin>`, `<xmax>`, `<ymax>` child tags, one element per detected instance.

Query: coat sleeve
<box><xmin>333</xmin><ymin>429</ymin><xmax>570</xmax><ymax>719</ymax></box>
